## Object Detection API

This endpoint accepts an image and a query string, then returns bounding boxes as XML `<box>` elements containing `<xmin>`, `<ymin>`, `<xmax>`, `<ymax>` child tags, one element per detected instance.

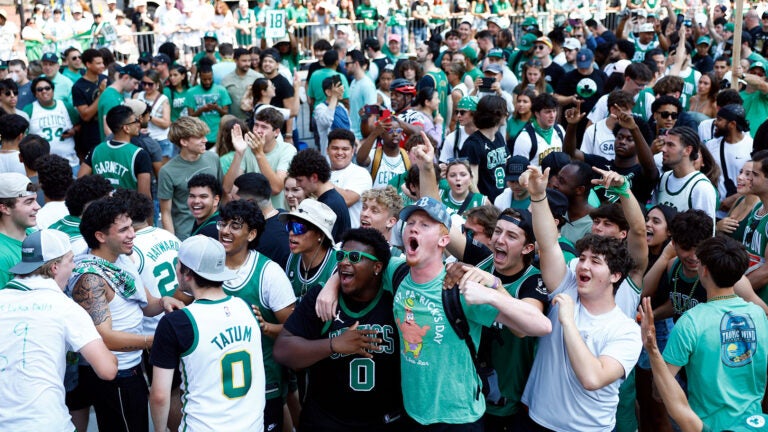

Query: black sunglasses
<box><xmin>658</xmin><ymin>111</ymin><xmax>679</xmax><ymax>120</ymax></box>
<box><xmin>2</xmin><ymin>90</ymin><xmax>18</xmax><ymax>96</ymax></box>
<box><xmin>35</xmin><ymin>86</ymin><xmax>52</xmax><ymax>92</ymax></box>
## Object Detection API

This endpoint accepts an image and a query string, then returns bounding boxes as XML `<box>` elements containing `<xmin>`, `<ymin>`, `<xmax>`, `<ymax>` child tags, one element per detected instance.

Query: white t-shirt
<box><xmin>705</xmin><ymin>134</ymin><xmax>754</xmax><ymax>200</ymax></box>
<box><xmin>439</xmin><ymin>126</ymin><xmax>471</xmax><ymax>163</ymax></box>
<box><xmin>0</xmin><ymin>276</ymin><xmax>101</xmax><ymax>432</ymax></box>
<box><xmin>698</xmin><ymin>118</ymin><xmax>716</xmax><ymax>143</ymax></box>
<box><xmin>512</xmin><ymin>124</ymin><xmax>566</xmax><ymax>167</ymax></box>
<box><xmin>330</xmin><ymin>163</ymin><xmax>373</xmax><ymax>229</ymax></box>
<box><xmin>36</xmin><ymin>201</ymin><xmax>69</xmax><ymax>229</ymax></box>
<box><xmin>587</xmin><ymin>91</ymin><xmax>655</xmax><ymax>124</ymax></box>
<box><xmin>0</xmin><ymin>151</ymin><xmax>25</xmax><ymax>175</ymax></box>
<box><xmin>522</xmin><ymin>270</ymin><xmax>642</xmax><ymax>431</ymax></box>
<box><xmin>581</xmin><ymin>119</ymin><xmax>616</xmax><ymax>160</ymax></box>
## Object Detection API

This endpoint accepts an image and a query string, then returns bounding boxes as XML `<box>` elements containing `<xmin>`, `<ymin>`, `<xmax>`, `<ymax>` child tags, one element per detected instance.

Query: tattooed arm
<box><xmin>72</xmin><ymin>274</ymin><xmax>153</xmax><ymax>352</ymax></box>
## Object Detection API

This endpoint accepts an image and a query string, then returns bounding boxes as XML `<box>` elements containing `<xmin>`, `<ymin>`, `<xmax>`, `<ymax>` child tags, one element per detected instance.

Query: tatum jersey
<box><xmin>23</xmin><ymin>100</ymin><xmax>79</xmax><ymax>170</ymax></box>
<box><xmin>285</xmin><ymin>248</ymin><xmax>339</xmax><ymax>300</ymax></box>
<box><xmin>131</xmin><ymin>226</ymin><xmax>181</xmax><ymax>333</ymax></box>
<box><xmin>224</xmin><ymin>250</ymin><xmax>295</xmax><ymax>401</ymax></box>
<box><xmin>284</xmin><ymin>285</ymin><xmax>404</xmax><ymax>429</ymax></box>
<box><xmin>152</xmin><ymin>296</ymin><xmax>265</xmax><ymax>432</ymax></box>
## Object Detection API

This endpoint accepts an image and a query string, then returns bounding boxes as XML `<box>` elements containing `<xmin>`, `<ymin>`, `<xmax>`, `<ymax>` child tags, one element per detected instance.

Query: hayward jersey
<box><xmin>23</xmin><ymin>100</ymin><xmax>80</xmax><ymax>170</ymax></box>
<box><xmin>286</xmin><ymin>248</ymin><xmax>339</xmax><ymax>301</ymax></box>
<box><xmin>131</xmin><ymin>226</ymin><xmax>181</xmax><ymax>333</ymax></box>
<box><xmin>151</xmin><ymin>296</ymin><xmax>265</xmax><ymax>432</ymax></box>
<box><xmin>284</xmin><ymin>285</ymin><xmax>404</xmax><ymax>430</ymax></box>
<box><xmin>224</xmin><ymin>250</ymin><xmax>295</xmax><ymax>400</ymax></box>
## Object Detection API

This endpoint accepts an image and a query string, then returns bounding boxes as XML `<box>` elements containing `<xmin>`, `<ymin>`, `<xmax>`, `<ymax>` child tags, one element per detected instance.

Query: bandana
<box><xmin>532</xmin><ymin>119</ymin><xmax>554</xmax><ymax>144</ymax></box>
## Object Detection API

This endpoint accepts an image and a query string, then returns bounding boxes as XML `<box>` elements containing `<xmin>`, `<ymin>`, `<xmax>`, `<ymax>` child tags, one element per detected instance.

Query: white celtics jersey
<box><xmin>26</xmin><ymin>101</ymin><xmax>78</xmax><ymax>170</ymax></box>
<box><xmin>180</xmin><ymin>296</ymin><xmax>265</xmax><ymax>432</ymax></box>
<box><xmin>131</xmin><ymin>226</ymin><xmax>181</xmax><ymax>333</ymax></box>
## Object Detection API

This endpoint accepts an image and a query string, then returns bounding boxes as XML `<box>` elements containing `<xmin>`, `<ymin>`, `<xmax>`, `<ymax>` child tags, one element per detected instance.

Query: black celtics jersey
<box><xmin>283</xmin><ymin>284</ymin><xmax>403</xmax><ymax>429</ymax></box>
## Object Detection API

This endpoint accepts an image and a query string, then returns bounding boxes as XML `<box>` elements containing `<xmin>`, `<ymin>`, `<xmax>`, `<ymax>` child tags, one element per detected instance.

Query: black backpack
<box><xmin>510</xmin><ymin>122</ymin><xmax>565</xmax><ymax>163</ymax></box>
<box><xmin>391</xmin><ymin>262</ymin><xmax>484</xmax><ymax>400</ymax></box>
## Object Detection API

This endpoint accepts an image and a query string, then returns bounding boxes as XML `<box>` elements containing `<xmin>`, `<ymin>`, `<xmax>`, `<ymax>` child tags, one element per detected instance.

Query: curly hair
<box><xmin>696</xmin><ymin>235</ymin><xmax>749</xmax><ymax>288</ymax></box>
<box><xmin>669</xmin><ymin>209</ymin><xmax>713</xmax><ymax>250</ymax></box>
<box><xmin>219</xmin><ymin>199</ymin><xmax>266</xmax><ymax>249</ymax></box>
<box><xmin>64</xmin><ymin>174</ymin><xmax>114</xmax><ymax>217</ymax></box>
<box><xmin>575</xmin><ymin>234</ymin><xmax>634</xmax><ymax>293</ymax></box>
<box><xmin>36</xmin><ymin>154</ymin><xmax>74</xmax><ymax>201</ymax></box>
<box><xmin>288</xmin><ymin>149</ymin><xmax>331</xmax><ymax>183</ymax></box>
<box><xmin>187</xmin><ymin>173</ymin><xmax>222</xmax><ymax>198</ymax></box>
<box><xmin>80</xmin><ymin>196</ymin><xmax>130</xmax><ymax>250</ymax></box>
<box><xmin>341</xmin><ymin>228</ymin><xmax>392</xmax><ymax>270</ymax></box>
<box><xmin>112</xmin><ymin>188</ymin><xmax>154</xmax><ymax>223</ymax></box>
<box><xmin>361</xmin><ymin>186</ymin><xmax>403</xmax><ymax>218</ymax></box>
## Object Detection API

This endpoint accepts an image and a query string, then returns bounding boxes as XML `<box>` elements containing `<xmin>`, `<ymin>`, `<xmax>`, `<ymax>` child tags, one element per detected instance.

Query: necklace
<box><xmin>299</xmin><ymin>245</ymin><xmax>324</xmax><ymax>298</ymax></box>
<box><xmin>708</xmin><ymin>294</ymin><xmax>738</xmax><ymax>302</ymax></box>
<box><xmin>672</xmin><ymin>262</ymin><xmax>699</xmax><ymax>316</ymax></box>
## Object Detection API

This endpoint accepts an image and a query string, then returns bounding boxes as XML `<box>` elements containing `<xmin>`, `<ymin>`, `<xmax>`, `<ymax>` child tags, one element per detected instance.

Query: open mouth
<box><xmin>406</xmin><ymin>237</ymin><xmax>419</xmax><ymax>255</ymax></box>
<box><xmin>577</xmin><ymin>273</ymin><xmax>591</xmax><ymax>285</ymax></box>
<box><xmin>360</xmin><ymin>219</ymin><xmax>371</xmax><ymax>228</ymax></box>
<box><xmin>493</xmin><ymin>246</ymin><xmax>508</xmax><ymax>263</ymax></box>
<box><xmin>339</xmin><ymin>268</ymin><xmax>354</xmax><ymax>285</ymax></box>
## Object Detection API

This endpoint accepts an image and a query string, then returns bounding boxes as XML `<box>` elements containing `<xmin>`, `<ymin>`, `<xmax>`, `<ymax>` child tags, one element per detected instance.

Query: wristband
<box><xmin>607</xmin><ymin>179</ymin><xmax>631</xmax><ymax>199</ymax></box>
<box><xmin>530</xmin><ymin>195</ymin><xmax>547</xmax><ymax>203</ymax></box>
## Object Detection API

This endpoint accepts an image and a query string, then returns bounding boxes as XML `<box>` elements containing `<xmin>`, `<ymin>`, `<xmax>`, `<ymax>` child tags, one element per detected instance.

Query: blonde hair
<box><xmin>17</xmin><ymin>251</ymin><xmax>72</xmax><ymax>279</ymax></box>
<box><xmin>361</xmin><ymin>186</ymin><xmax>403</xmax><ymax>217</ymax></box>
<box><xmin>168</xmin><ymin>117</ymin><xmax>210</xmax><ymax>145</ymax></box>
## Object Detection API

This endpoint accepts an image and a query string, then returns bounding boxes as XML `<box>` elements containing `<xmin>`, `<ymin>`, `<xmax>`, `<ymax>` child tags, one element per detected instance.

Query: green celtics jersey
<box><xmin>91</xmin><ymin>141</ymin><xmax>144</xmax><ymax>190</ymax></box>
<box><xmin>49</xmin><ymin>215</ymin><xmax>87</xmax><ymax>256</ymax></box>
<box><xmin>742</xmin><ymin>204</ymin><xmax>768</xmax><ymax>303</ymax></box>
<box><xmin>439</xmin><ymin>184</ymin><xmax>486</xmax><ymax>216</ymax></box>
<box><xmin>680</xmin><ymin>68</ymin><xmax>701</xmax><ymax>111</ymax></box>
<box><xmin>424</xmin><ymin>69</ymin><xmax>450</xmax><ymax>138</ymax></box>
<box><xmin>235</xmin><ymin>8</ymin><xmax>256</xmax><ymax>47</ymax></box>
<box><xmin>388</xmin><ymin>259</ymin><xmax>497</xmax><ymax>424</ymax></box>
<box><xmin>285</xmin><ymin>248</ymin><xmax>338</xmax><ymax>300</ymax></box>
<box><xmin>224</xmin><ymin>250</ymin><xmax>295</xmax><ymax>400</ymax></box>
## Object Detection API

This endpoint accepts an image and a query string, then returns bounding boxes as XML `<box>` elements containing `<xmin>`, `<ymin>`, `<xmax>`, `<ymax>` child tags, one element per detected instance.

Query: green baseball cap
<box><xmin>522</xmin><ymin>17</ymin><xmax>538</xmax><ymax>27</ymax></box>
<box><xmin>457</xmin><ymin>96</ymin><xmax>478</xmax><ymax>111</ymax></box>
<box><xmin>725</xmin><ymin>22</ymin><xmax>735</xmax><ymax>32</ymax></box>
<box><xmin>696</xmin><ymin>36</ymin><xmax>711</xmax><ymax>46</ymax></box>
<box><xmin>461</xmin><ymin>46</ymin><xmax>478</xmax><ymax>63</ymax></box>
<box><xmin>518</xmin><ymin>33</ymin><xmax>538</xmax><ymax>51</ymax></box>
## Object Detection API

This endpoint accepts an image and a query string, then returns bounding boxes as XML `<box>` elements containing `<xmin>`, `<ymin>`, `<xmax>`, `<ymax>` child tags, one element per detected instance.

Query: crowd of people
<box><xmin>6</xmin><ymin>0</ymin><xmax>768</xmax><ymax>431</ymax></box>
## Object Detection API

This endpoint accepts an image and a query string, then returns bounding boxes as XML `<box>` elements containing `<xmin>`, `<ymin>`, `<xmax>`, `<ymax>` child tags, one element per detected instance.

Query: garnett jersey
<box><xmin>224</xmin><ymin>250</ymin><xmax>294</xmax><ymax>400</ymax></box>
<box><xmin>131</xmin><ymin>226</ymin><xmax>181</xmax><ymax>333</ymax></box>
<box><xmin>286</xmin><ymin>248</ymin><xmax>339</xmax><ymax>300</ymax></box>
<box><xmin>91</xmin><ymin>141</ymin><xmax>145</xmax><ymax>190</ymax></box>
<box><xmin>23</xmin><ymin>100</ymin><xmax>79</xmax><ymax>170</ymax></box>
<box><xmin>152</xmin><ymin>296</ymin><xmax>265</xmax><ymax>432</ymax></box>
<box><xmin>284</xmin><ymin>285</ymin><xmax>403</xmax><ymax>429</ymax></box>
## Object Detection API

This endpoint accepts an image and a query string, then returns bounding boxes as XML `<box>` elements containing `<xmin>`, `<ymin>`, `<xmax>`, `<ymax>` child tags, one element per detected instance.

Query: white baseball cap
<box><xmin>0</xmin><ymin>173</ymin><xmax>36</xmax><ymax>199</ymax></box>
<box><xmin>10</xmin><ymin>230</ymin><xmax>72</xmax><ymax>275</ymax></box>
<box><xmin>177</xmin><ymin>235</ymin><xmax>237</xmax><ymax>282</ymax></box>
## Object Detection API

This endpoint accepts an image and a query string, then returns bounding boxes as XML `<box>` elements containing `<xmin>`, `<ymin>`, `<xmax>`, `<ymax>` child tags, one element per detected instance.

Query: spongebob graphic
<box><xmin>396</xmin><ymin>297</ymin><xmax>430</xmax><ymax>358</ymax></box>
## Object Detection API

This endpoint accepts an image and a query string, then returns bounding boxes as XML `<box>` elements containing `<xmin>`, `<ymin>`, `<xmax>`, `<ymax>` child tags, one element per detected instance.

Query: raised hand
<box><xmin>332</xmin><ymin>321</ymin><xmax>382</xmax><ymax>358</ymax></box>
<box><xmin>519</xmin><ymin>166</ymin><xmax>549</xmax><ymax>198</ymax></box>
<box><xmin>591</xmin><ymin>166</ymin><xmax>626</xmax><ymax>189</ymax></box>
<box><xmin>565</xmin><ymin>100</ymin><xmax>585</xmax><ymax>125</ymax></box>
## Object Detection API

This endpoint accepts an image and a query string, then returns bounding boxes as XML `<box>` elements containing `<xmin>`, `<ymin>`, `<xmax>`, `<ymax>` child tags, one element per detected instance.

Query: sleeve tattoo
<box><xmin>72</xmin><ymin>274</ymin><xmax>111</xmax><ymax>326</ymax></box>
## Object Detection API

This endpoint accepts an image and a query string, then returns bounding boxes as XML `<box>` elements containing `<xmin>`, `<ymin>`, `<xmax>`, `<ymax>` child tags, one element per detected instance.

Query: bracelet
<box><xmin>491</xmin><ymin>277</ymin><xmax>500</xmax><ymax>289</ymax></box>
<box><xmin>329</xmin><ymin>336</ymin><xmax>337</xmax><ymax>354</ymax></box>
<box><xmin>607</xmin><ymin>179</ymin><xmax>631</xmax><ymax>199</ymax></box>
<box><xmin>530</xmin><ymin>195</ymin><xmax>547</xmax><ymax>203</ymax></box>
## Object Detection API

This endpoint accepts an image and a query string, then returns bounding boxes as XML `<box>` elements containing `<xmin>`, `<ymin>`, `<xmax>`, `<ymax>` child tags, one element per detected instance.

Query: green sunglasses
<box><xmin>335</xmin><ymin>250</ymin><xmax>379</xmax><ymax>263</ymax></box>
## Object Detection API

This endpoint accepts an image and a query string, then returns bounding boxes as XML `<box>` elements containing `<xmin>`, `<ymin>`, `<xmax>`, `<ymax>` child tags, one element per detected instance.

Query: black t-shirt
<box><xmin>269</xmin><ymin>73</ymin><xmax>294</xmax><ymax>109</ymax></box>
<box><xmin>256</xmin><ymin>210</ymin><xmax>290</xmax><ymax>270</ymax></box>
<box><xmin>692</xmin><ymin>54</ymin><xmax>714</xmax><ymax>74</ymax></box>
<box><xmin>555</xmin><ymin>68</ymin><xmax>608</xmax><ymax>115</ymax></box>
<box><xmin>72</xmin><ymin>74</ymin><xmax>109</xmax><ymax>154</ymax></box>
<box><xmin>284</xmin><ymin>284</ymin><xmax>403</xmax><ymax>429</ymax></box>
<box><xmin>318</xmin><ymin>189</ymin><xmax>351</xmax><ymax>243</ymax></box>
<box><xmin>411</xmin><ymin>1</ymin><xmax>430</xmax><ymax>29</ymax></box>
<box><xmin>543</xmin><ymin>62</ymin><xmax>565</xmax><ymax>89</ymax></box>
<box><xmin>150</xmin><ymin>309</ymin><xmax>195</xmax><ymax>369</ymax></box>
<box><xmin>584</xmin><ymin>154</ymin><xmax>657</xmax><ymax>205</ymax></box>
<box><xmin>459</xmin><ymin>130</ymin><xmax>508</xmax><ymax>202</ymax></box>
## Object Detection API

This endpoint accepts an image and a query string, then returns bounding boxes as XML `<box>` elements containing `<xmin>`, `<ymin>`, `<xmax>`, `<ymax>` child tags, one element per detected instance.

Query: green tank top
<box><xmin>91</xmin><ymin>141</ymin><xmax>142</xmax><ymax>190</ymax></box>
<box><xmin>440</xmin><ymin>187</ymin><xmax>486</xmax><ymax>216</ymax></box>
<box><xmin>286</xmin><ymin>248</ymin><xmax>339</xmax><ymax>300</ymax></box>
<box><xmin>427</xmin><ymin>69</ymin><xmax>450</xmax><ymax>138</ymax></box>
<box><xmin>223</xmin><ymin>251</ymin><xmax>284</xmax><ymax>400</ymax></box>
<box><xmin>681</xmin><ymin>69</ymin><xmax>698</xmax><ymax>111</ymax></box>
<box><xmin>742</xmin><ymin>204</ymin><xmax>768</xmax><ymax>303</ymax></box>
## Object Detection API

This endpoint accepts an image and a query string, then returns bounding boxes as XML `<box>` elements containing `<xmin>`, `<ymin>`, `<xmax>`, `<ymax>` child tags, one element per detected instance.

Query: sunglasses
<box><xmin>285</xmin><ymin>221</ymin><xmax>309</xmax><ymax>235</ymax></box>
<box><xmin>139</xmin><ymin>60</ymin><xmax>151</xmax><ymax>65</ymax></box>
<box><xmin>217</xmin><ymin>220</ymin><xmax>245</xmax><ymax>231</ymax></box>
<box><xmin>448</xmin><ymin>156</ymin><xmax>469</xmax><ymax>163</ymax></box>
<box><xmin>658</xmin><ymin>111</ymin><xmax>679</xmax><ymax>120</ymax></box>
<box><xmin>142</xmin><ymin>81</ymin><xmax>156</xmax><ymax>87</ymax></box>
<box><xmin>456</xmin><ymin>110</ymin><xmax>469</xmax><ymax>115</ymax></box>
<box><xmin>2</xmin><ymin>90</ymin><xmax>18</xmax><ymax>96</ymax></box>
<box><xmin>69</xmin><ymin>56</ymin><xmax>80</xmax><ymax>61</ymax></box>
<box><xmin>122</xmin><ymin>118</ymin><xmax>141</xmax><ymax>127</ymax></box>
<box><xmin>386</xmin><ymin>128</ymin><xmax>403</xmax><ymax>136</ymax></box>
<box><xmin>35</xmin><ymin>86</ymin><xmax>52</xmax><ymax>93</ymax></box>
<box><xmin>335</xmin><ymin>249</ymin><xmax>379</xmax><ymax>264</ymax></box>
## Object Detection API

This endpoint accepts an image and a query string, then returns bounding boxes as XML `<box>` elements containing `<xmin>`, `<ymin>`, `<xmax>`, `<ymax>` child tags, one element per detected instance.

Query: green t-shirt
<box><xmin>463</xmin><ymin>66</ymin><xmax>484</xmax><ymax>85</ymax></box>
<box><xmin>184</xmin><ymin>84</ymin><xmax>232</xmax><ymax>143</ymax></box>
<box><xmin>158</xmin><ymin>151</ymin><xmax>223</xmax><ymax>240</ymax></box>
<box><xmin>0</xmin><ymin>232</ymin><xmax>23</xmax><ymax>287</ymax></box>
<box><xmin>355</xmin><ymin>4</ymin><xmax>379</xmax><ymax>30</ymax></box>
<box><xmin>741</xmin><ymin>204</ymin><xmax>768</xmax><ymax>303</ymax></box>
<box><xmin>388</xmin><ymin>258</ymin><xmax>497</xmax><ymax>424</ymax></box>
<box><xmin>286</xmin><ymin>5</ymin><xmax>309</xmax><ymax>23</ymax></box>
<box><xmin>741</xmin><ymin>89</ymin><xmax>768</xmax><ymax>143</ymax></box>
<box><xmin>382</xmin><ymin>44</ymin><xmax>407</xmax><ymax>63</ymax></box>
<box><xmin>239</xmin><ymin>140</ymin><xmax>297</xmax><ymax>209</ymax></box>
<box><xmin>307</xmin><ymin>68</ymin><xmax>350</xmax><ymax>108</ymax></box>
<box><xmin>192</xmin><ymin>51</ymin><xmax>223</xmax><ymax>68</ymax></box>
<box><xmin>163</xmin><ymin>87</ymin><xmax>189</xmax><ymax>122</ymax></box>
<box><xmin>97</xmin><ymin>87</ymin><xmax>124</xmax><ymax>141</ymax></box>
<box><xmin>61</xmin><ymin>68</ymin><xmax>83</xmax><ymax>85</ymax></box>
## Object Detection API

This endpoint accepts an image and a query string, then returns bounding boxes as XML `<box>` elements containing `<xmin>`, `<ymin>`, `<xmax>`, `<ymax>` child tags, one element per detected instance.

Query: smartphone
<box><xmin>380</xmin><ymin>109</ymin><xmax>392</xmax><ymax>121</ymax></box>
<box><xmin>658</xmin><ymin>128</ymin><xmax>668</xmax><ymax>136</ymax></box>
<box><xmin>631</xmin><ymin>10</ymin><xmax>638</xmax><ymax>18</ymax></box>
<box><xmin>480</xmin><ymin>77</ymin><xmax>495</xmax><ymax>89</ymax></box>
<box><xmin>526</xmin><ymin>83</ymin><xmax>536</xmax><ymax>91</ymax></box>
<box><xmin>676</xmin><ymin>13</ymin><xmax>685</xmax><ymax>30</ymax></box>
<box><xmin>364</xmin><ymin>105</ymin><xmax>380</xmax><ymax>115</ymax></box>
